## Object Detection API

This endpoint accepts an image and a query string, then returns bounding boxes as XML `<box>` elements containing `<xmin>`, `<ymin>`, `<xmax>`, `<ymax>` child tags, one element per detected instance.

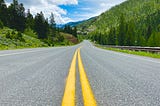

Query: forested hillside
<box><xmin>77</xmin><ymin>17</ymin><xmax>97</xmax><ymax>34</ymax></box>
<box><xmin>0</xmin><ymin>0</ymin><xmax>78</xmax><ymax>50</ymax></box>
<box><xmin>79</xmin><ymin>0</ymin><xmax>160</xmax><ymax>47</ymax></box>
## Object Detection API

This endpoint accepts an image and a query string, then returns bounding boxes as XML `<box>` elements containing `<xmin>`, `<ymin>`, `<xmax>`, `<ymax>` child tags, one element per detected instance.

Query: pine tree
<box><xmin>16</xmin><ymin>3</ymin><xmax>25</xmax><ymax>31</ymax></box>
<box><xmin>50</xmin><ymin>13</ymin><xmax>56</xmax><ymax>28</ymax></box>
<box><xmin>0</xmin><ymin>20</ymin><xmax>3</xmax><ymax>28</ymax></box>
<box><xmin>26</xmin><ymin>9</ymin><xmax>34</xmax><ymax>29</ymax></box>
<box><xmin>148</xmin><ymin>31</ymin><xmax>160</xmax><ymax>47</ymax></box>
<box><xmin>73</xmin><ymin>27</ymin><xmax>77</xmax><ymax>37</ymax></box>
<box><xmin>7</xmin><ymin>0</ymin><xmax>25</xmax><ymax>31</ymax></box>
<box><xmin>0</xmin><ymin>0</ymin><xmax>8</xmax><ymax>25</ymax></box>
<box><xmin>125</xmin><ymin>20</ymin><xmax>135</xmax><ymax>46</ymax></box>
<box><xmin>148</xmin><ymin>32</ymin><xmax>156</xmax><ymax>47</ymax></box>
<box><xmin>34</xmin><ymin>12</ymin><xmax>48</xmax><ymax>39</ymax></box>
<box><xmin>48</xmin><ymin>13</ymin><xmax>56</xmax><ymax>40</ymax></box>
<box><xmin>108</xmin><ymin>27</ymin><xmax>116</xmax><ymax>45</ymax></box>
<box><xmin>118</xmin><ymin>14</ymin><xmax>126</xmax><ymax>46</ymax></box>
<box><xmin>146</xmin><ymin>25</ymin><xmax>152</xmax><ymax>40</ymax></box>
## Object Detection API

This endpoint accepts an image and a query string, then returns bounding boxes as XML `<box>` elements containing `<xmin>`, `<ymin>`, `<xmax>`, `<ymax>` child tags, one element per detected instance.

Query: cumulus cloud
<box><xmin>100</xmin><ymin>3</ymin><xmax>106</xmax><ymax>7</ymax></box>
<box><xmin>5</xmin><ymin>0</ymin><xmax>78</xmax><ymax>24</ymax></box>
<box><xmin>80</xmin><ymin>0</ymin><xmax>127</xmax><ymax>20</ymax></box>
<box><xmin>48</xmin><ymin>0</ymin><xmax>78</xmax><ymax>5</ymax></box>
<box><xmin>5</xmin><ymin>0</ymin><xmax>126</xmax><ymax>24</ymax></box>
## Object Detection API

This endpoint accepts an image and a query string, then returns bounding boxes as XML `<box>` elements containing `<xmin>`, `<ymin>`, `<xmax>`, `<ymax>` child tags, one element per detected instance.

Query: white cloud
<box><xmin>80</xmin><ymin>0</ymin><xmax>127</xmax><ymax>21</ymax></box>
<box><xmin>100</xmin><ymin>3</ymin><xmax>106</xmax><ymax>7</ymax></box>
<box><xmin>48</xmin><ymin>0</ymin><xmax>78</xmax><ymax>5</ymax></box>
<box><xmin>5</xmin><ymin>0</ymin><xmax>78</xmax><ymax>24</ymax></box>
<box><xmin>5</xmin><ymin>0</ymin><xmax>127</xmax><ymax>24</ymax></box>
<box><xmin>28</xmin><ymin>3</ymin><xmax>68</xmax><ymax>24</ymax></box>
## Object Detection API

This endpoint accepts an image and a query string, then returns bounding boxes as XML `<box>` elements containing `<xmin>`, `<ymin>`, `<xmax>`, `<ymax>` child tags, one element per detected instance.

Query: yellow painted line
<box><xmin>61</xmin><ymin>49</ymin><xmax>78</xmax><ymax>106</ymax></box>
<box><xmin>77</xmin><ymin>48</ymin><xmax>97</xmax><ymax>106</ymax></box>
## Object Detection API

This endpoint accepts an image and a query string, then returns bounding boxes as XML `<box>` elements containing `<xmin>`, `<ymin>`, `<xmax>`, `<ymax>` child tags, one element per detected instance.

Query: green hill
<box><xmin>0</xmin><ymin>0</ymin><xmax>78</xmax><ymax>50</ymax></box>
<box><xmin>78</xmin><ymin>0</ymin><xmax>160</xmax><ymax>47</ymax></box>
<box><xmin>77</xmin><ymin>17</ymin><xmax>97</xmax><ymax>34</ymax></box>
<box><xmin>0</xmin><ymin>27</ymin><xmax>78</xmax><ymax>50</ymax></box>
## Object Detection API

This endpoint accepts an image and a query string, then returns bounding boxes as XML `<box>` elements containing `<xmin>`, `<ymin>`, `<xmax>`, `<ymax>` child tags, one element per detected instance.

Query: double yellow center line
<box><xmin>62</xmin><ymin>48</ymin><xmax>97</xmax><ymax>106</ymax></box>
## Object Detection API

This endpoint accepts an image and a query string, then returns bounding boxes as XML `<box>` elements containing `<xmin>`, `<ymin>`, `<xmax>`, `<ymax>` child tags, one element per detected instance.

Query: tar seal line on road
<box><xmin>78</xmin><ymin>48</ymin><xmax>97</xmax><ymax>106</ymax></box>
<box><xmin>61</xmin><ymin>48</ymin><xmax>97</xmax><ymax>106</ymax></box>
<box><xmin>61</xmin><ymin>49</ymin><xmax>78</xmax><ymax>106</ymax></box>
<box><xmin>0</xmin><ymin>50</ymin><xmax>41</xmax><ymax>57</ymax></box>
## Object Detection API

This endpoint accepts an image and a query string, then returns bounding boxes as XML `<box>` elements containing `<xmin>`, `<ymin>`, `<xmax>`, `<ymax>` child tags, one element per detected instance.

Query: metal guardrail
<box><xmin>101</xmin><ymin>45</ymin><xmax>160</xmax><ymax>53</ymax></box>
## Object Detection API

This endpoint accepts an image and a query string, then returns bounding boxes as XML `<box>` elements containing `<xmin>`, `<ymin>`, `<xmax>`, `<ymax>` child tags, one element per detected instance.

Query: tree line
<box><xmin>63</xmin><ymin>25</ymin><xmax>77</xmax><ymax>37</ymax></box>
<box><xmin>81</xmin><ymin>0</ymin><xmax>160</xmax><ymax>47</ymax></box>
<box><xmin>89</xmin><ymin>12</ymin><xmax>160</xmax><ymax>47</ymax></box>
<box><xmin>0</xmin><ymin>0</ymin><xmax>77</xmax><ymax>45</ymax></box>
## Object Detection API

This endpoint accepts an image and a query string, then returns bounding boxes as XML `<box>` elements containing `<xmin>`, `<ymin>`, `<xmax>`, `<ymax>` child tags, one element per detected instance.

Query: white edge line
<box><xmin>95</xmin><ymin>46</ymin><xmax>160</xmax><ymax>64</ymax></box>
<box><xmin>0</xmin><ymin>50</ymin><xmax>41</xmax><ymax>57</ymax></box>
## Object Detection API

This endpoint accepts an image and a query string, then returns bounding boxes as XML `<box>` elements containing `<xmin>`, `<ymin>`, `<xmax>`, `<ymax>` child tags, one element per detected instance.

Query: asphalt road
<box><xmin>0</xmin><ymin>40</ymin><xmax>160</xmax><ymax>106</ymax></box>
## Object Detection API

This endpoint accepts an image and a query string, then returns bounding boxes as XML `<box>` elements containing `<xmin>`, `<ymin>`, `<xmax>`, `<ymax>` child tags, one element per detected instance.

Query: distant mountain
<box><xmin>56</xmin><ymin>21</ymin><xmax>83</xmax><ymax>28</ymax></box>
<box><xmin>57</xmin><ymin>17</ymin><xmax>97</xmax><ymax>28</ymax></box>
<box><xmin>65</xmin><ymin>21</ymin><xmax>84</xmax><ymax>27</ymax></box>
<box><xmin>56</xmin><ymin>24</ymin><xmax>65</xmax><ymax>28</ymax></box>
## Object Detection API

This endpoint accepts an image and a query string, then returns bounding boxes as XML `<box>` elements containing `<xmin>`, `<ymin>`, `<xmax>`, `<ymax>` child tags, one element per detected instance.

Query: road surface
<box><xmin>0</xmin><ymin>41</ymin><xmax>160</xmax><ymax>106</ymax></box>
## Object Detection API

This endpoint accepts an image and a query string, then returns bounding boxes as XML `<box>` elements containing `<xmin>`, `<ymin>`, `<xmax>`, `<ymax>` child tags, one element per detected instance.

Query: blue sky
<box><xmin>5</xmin><ymin>0</ymin><xmax>126</xmax><ymax>24</ymax></box>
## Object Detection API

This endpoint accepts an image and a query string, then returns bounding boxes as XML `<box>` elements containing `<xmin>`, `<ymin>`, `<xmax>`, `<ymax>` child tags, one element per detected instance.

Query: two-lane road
<box><xmin>0</xmin><ymin>41</ymin><xmax>160</xmax><ymax>106</ymax></box>
<box><xmin>0</xmin><ymin>46</ymin><xmax>78</xmax><ymax>106</ymax></box>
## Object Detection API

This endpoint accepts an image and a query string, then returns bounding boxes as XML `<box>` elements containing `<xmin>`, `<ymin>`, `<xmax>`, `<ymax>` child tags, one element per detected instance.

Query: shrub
<box><xmin>0</xmin><ymin>20</ymin><xmax>4</xmax><ymax>29</ymax></box>
<box><xmin>24</xmin><ymin>28</ymin><xmax>37</xmax><ymax>38</ymax></box>
<box><xmin>17</xmin><ymin>32</ymin><xmax>25</xmax><ymax>42</ymax></box>
<box><xmin>6</xmin><ymin>32</ymin><xmax>11</xmax><ymax>39</ymax></box>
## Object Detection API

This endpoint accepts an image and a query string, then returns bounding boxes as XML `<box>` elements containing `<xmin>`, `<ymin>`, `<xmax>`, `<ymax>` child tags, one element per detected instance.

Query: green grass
<box><xmin>0</xmin><ymin>27</ymin><xmax>78</xmax><ymax>50</ymax></box>
<box><xmin>0</xmin><ymin>27</ymin><xmax>48</xmax><ymax>50</ymax></box>
<box><xmin>96</xmin><ymin>45</ymin><xmax>160</xmax><ymax>59</ymax></box>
